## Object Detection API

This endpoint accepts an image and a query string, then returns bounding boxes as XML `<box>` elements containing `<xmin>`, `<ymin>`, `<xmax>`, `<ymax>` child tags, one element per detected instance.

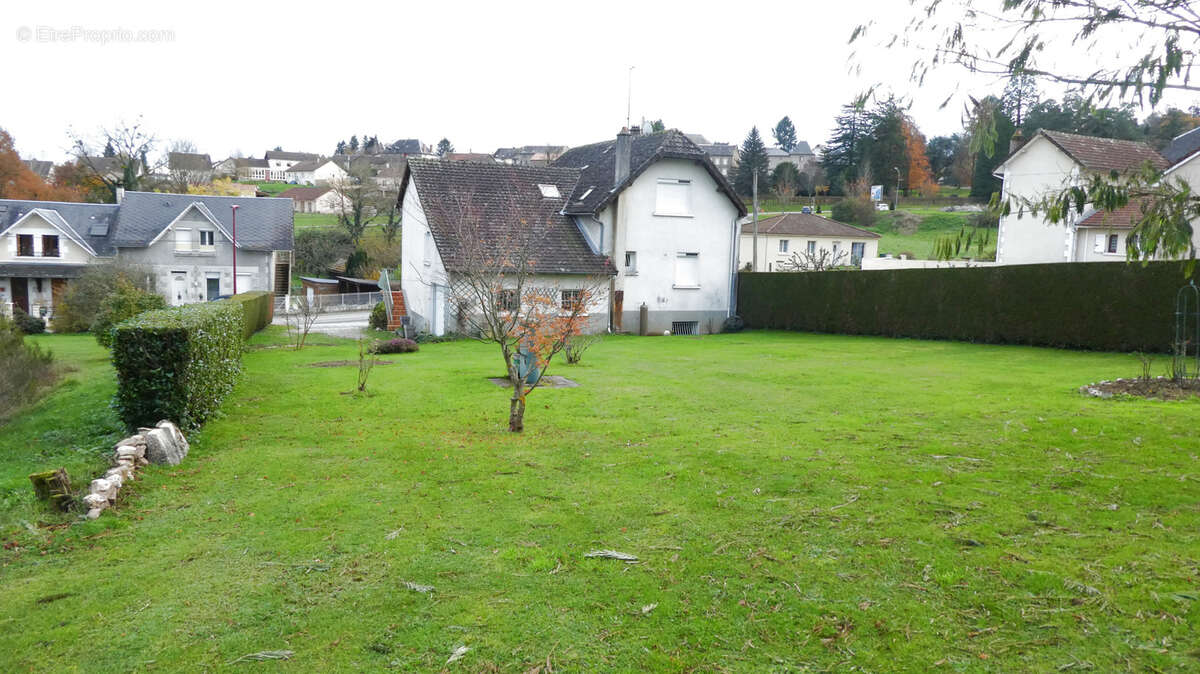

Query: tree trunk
<box><xmin>508</xmin><ymin>381</ymin><xmax>526</xmax><ymax>432</ymax></box>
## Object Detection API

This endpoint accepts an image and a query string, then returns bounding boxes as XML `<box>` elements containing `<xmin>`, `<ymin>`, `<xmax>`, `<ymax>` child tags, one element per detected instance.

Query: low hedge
<box><xmin>111</xmin><ymin>302</ymin><xmax>245</xmax><ymax>430</ymax></box>
<box><xmin>222</xmin><ymin>291</ymin><xmax>273</xmax><ymax>340</ymax></box>
<box><xmin>738</xmin><ymin>261</ymin><xmax>1193</xmax><ymax>352</ymax></box>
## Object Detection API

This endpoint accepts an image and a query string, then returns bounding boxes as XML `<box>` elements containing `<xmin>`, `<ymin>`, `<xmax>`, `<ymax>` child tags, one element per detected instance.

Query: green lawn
<box><xmin>1</xmin><ymin>330</ymin><xmax>1197</xmax><ymax>671</ymax></box>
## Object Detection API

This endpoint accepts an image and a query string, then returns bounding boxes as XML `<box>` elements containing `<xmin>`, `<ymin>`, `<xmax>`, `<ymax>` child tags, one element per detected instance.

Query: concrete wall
<box><xmin>738</xmin><ymin>232</ymin><xmax>878</xmax><ymax>271</ymax></box>
<box><xmin>604</xmin><ymin>158</ymin><xmax>740</xmax><ymax>334</ymax></box>
<box><xmin>995</xmin><ymin>136</ymin><xmax>1081</xmax><ymax>264</ymax></box>
<box><xmin>116</xmin><ymin>207</ymin><xmax>274</xmax><ymax>305</ymax></box>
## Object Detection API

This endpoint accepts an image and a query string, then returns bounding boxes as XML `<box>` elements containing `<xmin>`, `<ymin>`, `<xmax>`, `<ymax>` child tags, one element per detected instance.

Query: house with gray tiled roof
<box><xmin>766</xmin><ymin>142</ymin><xmax>816</xmax><ymax>173</ymax></box>
<box><xmin>398</xmin><ymin>128</ymin><xmax>745</xmax><ymax>336</ymax></box>
<box><xmin>990</xmin><ymin>129</ymin><xmax>1200</xmax><ymax>264</ymax></box>
<box><xmin>21</xmin><ymin>159</ymin><xmax>55</xmax><ymax>182</ymax></box>
<box><xmin>0</xmin><ymin>191</ymin><xmax>293</xmax><ymax>320</ymax></box>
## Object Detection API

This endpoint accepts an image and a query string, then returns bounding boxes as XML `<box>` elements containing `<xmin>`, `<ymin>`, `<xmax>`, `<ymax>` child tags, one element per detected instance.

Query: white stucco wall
<box><xmin>738</xmin><ymin>232</ymin><xmax>878</xmax><ymax>271</ymax></box>
<box><xmin>399</xmin><ymin>175</ymin><xmax>448</xmax><ymax>334</ymax></box>
<box><xmin>995</xmin><ymin>136</ymin><xmax>1081</xmax><ymax>264</ymax></box>
<box><xmin>1</xmin><ymin>212</ymin><xmax>94</xmax><ymax>265</ymax></box>
<box><xmin>602</xmin><ymin>158</ymin><xmax>740</xmax><ymax>332</ymax></box>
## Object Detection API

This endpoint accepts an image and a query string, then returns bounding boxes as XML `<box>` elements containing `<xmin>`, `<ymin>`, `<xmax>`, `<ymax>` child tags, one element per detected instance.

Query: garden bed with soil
<box><xmin>1079</xmin><ymin>377</ymin><xmax>1200</xmax><ymax>400</ymax></box>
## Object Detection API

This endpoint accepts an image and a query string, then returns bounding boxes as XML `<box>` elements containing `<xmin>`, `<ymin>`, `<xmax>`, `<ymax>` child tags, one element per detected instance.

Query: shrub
<box><xmin>294</xmin><ymin>229</ymin><xmax>353</xmax><ymax>276</ymax></box>
<box><xmin>830</xmin><ymin>198</ymin><xmax>876</xmax><ymax>229</ymax></box>
<box><xmin>93</xmin><ymin>279</ymin><xmax>168</xmax><ymax>349</ymax></box>
<box><xmin>738</xmin><ymin>261</ymin><xmax>1193</xmax><ymax>352</ymax></box>
<box><xmin>111</xmin><ymin>302</ymin><xmax>245</xmax><ymax>430</ymax></box>
<box><xmin>52</xmin><ymin>262</ymin><xmax>156</xmax><ymax>333</ymax></box>
<box><xmin>369</xmin><ymin>301</ymin><xmax>388</xmax><ymax>330</ymax></box>
<box><xmin>222</xmin><ymin>291</ymin><xmax>273</xmax><ymax>339</ymax></box>
<box><xmin>374</xmin><ymin>337</ymin><xmax>418</xmax><ymax>354</ymax></box>
<box><xmin>0</xmin><ymin>315</ymin><xmax>55</xmax><ymax>421</ymax></box>
<box><xmin>564</xmin><ymin>333</ymin><xmax>600</xmax><ymax>364</ymax></box>
<box><xmin>12</xmin><ymin>307</ymin><xmax>45</xmax><ymax>334</ymax></box>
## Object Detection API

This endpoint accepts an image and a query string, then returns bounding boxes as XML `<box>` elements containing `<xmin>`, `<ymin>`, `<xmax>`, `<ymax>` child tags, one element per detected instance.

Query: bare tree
<box><xmin>778</xmin><ymin>247</ymin><xmax>850</xmax><ymax>272</ymax></box>
<box><xmin>285</xmin><ymin>294</ymin><xmax>325</xmax><ymax>350</ymax></box>
<box><xmin>375</xmin><ymin>173</ymin><xmax>404</xmax><ymax>245</ymax></box>
<box><xmin>69</xmin><ymin>118</ymin><xmax>160</xmax><ymax>200</ymax></box>
<box><xmin>331</xmin><ymin>162</ymin><xmax>380</xmax><ymax>245</ymax></box>
<box><xmin>424</xmin><ymin>185</ymin><xmax>606</xmax><ymax>432</ymax></box>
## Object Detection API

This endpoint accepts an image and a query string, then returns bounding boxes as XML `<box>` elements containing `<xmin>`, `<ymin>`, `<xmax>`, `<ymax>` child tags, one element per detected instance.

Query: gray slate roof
<box><xmin>113</xmin><ymin>192</ymin><xmax>294</xmax><ymax>252</ymax></box>
<box><xmin>265</xmin><ymin>150</ymin><xmax>319</xmax><ymax>162</ymax></box>
<box><xmin>387</xmin><ymin>139</ymin><xmax>425</xmax><ymax>155</ymax></box>
<box><xmin>0</xmin><ymin>262</ymin><xmax>87</xmax><ymax>278</ymax></box>
<box><xmin>1164</xmin><ymin>127</ymin><xmax>1200</xmax><ymax>165</ymax></box>
<box><xmin>0</xmin><ymin>200</ymin><xmax>121</xmax><ymax>256</ymax></box>
<box><xmin>1040</xmin><ymin>130</ymin><xmax>1167</xmax><ymax>172</ymax></box>
<box><xmin>399</xmin><ymin>159</ymin><xmax>613</xmax><ymax>276</ymax></box>
<box><xmin>168</xmin><ymin>152</ymin><xmax>213</xmax><ymax>172</ymax></box>
<box><xmin>553</xmin><ymin>130</ymin><xmax>746</xmax><ymax>216</ymax></box>
<box><xmin>699</xmin><ymin>143</ymin><xmax>736</xmax><ymax>157</ymax></box>
<box><xmin>22</xmin><ymin>159</ymin><xmax>54</xmax><ymax>179</ymax></box>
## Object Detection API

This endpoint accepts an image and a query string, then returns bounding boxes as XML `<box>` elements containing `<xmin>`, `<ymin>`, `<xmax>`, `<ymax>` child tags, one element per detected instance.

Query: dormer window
<box><xmin>199</xmin><ymin>230</ymin><xmax>215</xmax><ymax>250</ymax></box>
<box><xmin>42</xmin><ymin>235</ymin><xmax>60</xmax><ymax>257</ymax></box>
<box><xmin>17</xmin><ymin>234</ymin><xmax>34</xmax><ymax>257</ymax></box>
<box><xmin>537</xmin><ymin>183</ymin><xmax>561</xmax><ymax>199</ymax></box>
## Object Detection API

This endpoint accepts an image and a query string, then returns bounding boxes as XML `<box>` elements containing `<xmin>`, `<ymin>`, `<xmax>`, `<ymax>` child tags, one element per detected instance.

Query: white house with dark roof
<box><xmin>991</xmin><ymin>129</ymin><xmax>1200</xmax><ymax>265</ymax></box>
<box><xmin>283</xmin><ymin>158</ymin><xmax>347</xmax><ymax>186</ymax></box>
<box><xmin>0</xmin><ymin>191</ymin><xmax>293</xmax><ymax>320</ymax></box>
<box><xmin>739</xmin><ymin>212</ymin><xmax>879</xmax><ymax>271</ymax></box>
<box><xmin>265</xmin><ymin>150</ymin><xmax>319</xmax><ymax>180</ymax></box>
<box><xmin>278</xmin><ymin>186</ymin><xmax>341</xmax><ymax>214</ymax></box>
<box><xmin>398</xmin><ymin>128</ymin><xmax>747</xmax><ymax>336</ymax></box>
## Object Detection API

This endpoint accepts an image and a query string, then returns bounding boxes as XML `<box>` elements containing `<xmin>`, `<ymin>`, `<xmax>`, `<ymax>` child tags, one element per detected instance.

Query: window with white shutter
<box><xmin>655</xmin><ymin>179</ymin><xmax>692</xmax><ymax>216</ymax></box>
<box><xmin>674</xmin><ymin>252</ymin><xmax>700</xmax><ymax>288</ymax></box>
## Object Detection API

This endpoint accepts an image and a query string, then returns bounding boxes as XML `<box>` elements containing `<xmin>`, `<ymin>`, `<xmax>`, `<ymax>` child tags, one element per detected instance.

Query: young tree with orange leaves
<box><xmin>425</xmin><ymin>183</ymin><xmax>607</xmax><ymax>432</ymax></box>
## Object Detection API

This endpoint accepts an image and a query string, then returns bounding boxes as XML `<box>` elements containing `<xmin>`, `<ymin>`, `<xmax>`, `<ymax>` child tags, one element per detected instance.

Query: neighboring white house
<box><xmin>0</xmin><ymin>191</ymin><xmax>294</xmax><ymax>320</ymax></box>
<box><xmin>398</xmin><ymin>129</ymin><xmax>747</xmax><ymax>336</ymax></box>
<box><xmin>992</xmin><ymin>130</ymin><xmax>1183</xmax><ymax>265</ymax></box>
<box><xmin>278</xmin><ymin>186</ymin><xmax>341</xmax><ymax>214</ymax></box>
<box><xmin>265</xmin><ymin>150</ymin><xmax>319</xmax><ymax>181</ymax></box>
<box><xmin>739</xmin><ymin>212</ymin><xmax>879</xmax><ymax>271</ymax></box>
<box><xmin>283</xmin><ymin>158</ymin><xmax>347</xmax><ymax>186</ymax></box>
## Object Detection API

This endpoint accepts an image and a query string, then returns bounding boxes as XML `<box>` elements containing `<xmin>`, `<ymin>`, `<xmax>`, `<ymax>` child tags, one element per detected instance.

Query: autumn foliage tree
<box><xmin>0</xmin><ymin>129</ymin><xmax>81</xmax><ymax>201</ymax></box>
<box><xmin>427</xmin><ymin>183</ymin><xmax>606</xmax><ymax>432</ymax></box>
<box><xmin>901</xmin><ymin>119</ymin><xmax>938</xmax><ymax>197</ymax></box>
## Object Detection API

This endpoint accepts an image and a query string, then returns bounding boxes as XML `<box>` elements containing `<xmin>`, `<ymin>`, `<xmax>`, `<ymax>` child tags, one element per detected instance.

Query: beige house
<box><xmin>278</xmin><ymin>186</ymin><xmax>341</xmax><ymax>214</ymax></box>
<box><xmin>740</xmin><ymin>212</ymin><xmax>879</xmax><ymax>271</ymax></box>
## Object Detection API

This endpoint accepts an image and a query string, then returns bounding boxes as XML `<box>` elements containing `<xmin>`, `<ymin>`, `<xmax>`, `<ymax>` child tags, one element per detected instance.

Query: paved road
<box><xmin>272</xmin><ymin>309</ymin><xmax>371</xmax><ymax>338</ymax></box>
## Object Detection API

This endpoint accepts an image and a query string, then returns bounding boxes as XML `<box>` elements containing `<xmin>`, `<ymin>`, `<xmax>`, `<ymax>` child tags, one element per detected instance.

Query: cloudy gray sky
<box><xmin>2</xmin><ymin>0</ymin><xmax>1190</xmax><ymax>163</ymax></box>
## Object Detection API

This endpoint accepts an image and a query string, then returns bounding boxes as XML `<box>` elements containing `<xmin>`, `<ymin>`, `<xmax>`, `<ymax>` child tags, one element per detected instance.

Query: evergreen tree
<box><xmin>772</xmin><ymin>116</ymin><xmax>797</xmax><ymax>152</ymax></box>
<box><xmin>436</xmin><ymin>138</ymin><xmax>454</xmax><ymax>157</ymax></box>
<box><xmin>733</xmin><ymin>126</ymin><xmax>769</xmax><ymax>198</ymax></box>
<box><xmin>648</xmin><ymin>119</ymin><xmax>665</xmax><ymax>133</ymax></box>
<box><xmin>349</xmin><ymin>135</ymin><xmax>359</xmax><ymax>152</ymax></box>
<box><xmin>102</xmin><ymin>141</ymin><xmax>116</xmax><ymax>157</ymax></box>
<box><xmin>863</xmin><ymin>97</ymin><xmax>908</xmax><ymax>198</ymax></box>
<box><xmin>821</xmin><ymin>102</ymin><xmax>869</xmax><ymax>195</ymax></box>
<box><xmin>1001</xmin><ymin>73</ymin><xmax>1039</xmax><ymax>126</ymax></box>
<box><xmin>925</xmin><ymin>135</ymin><xmax>960</xmax><ymax>184</ymax></box>
<box><xmin>335</xmin><ymin>140</ymin><xmax>347</xmax><ymax>155</ymax></box>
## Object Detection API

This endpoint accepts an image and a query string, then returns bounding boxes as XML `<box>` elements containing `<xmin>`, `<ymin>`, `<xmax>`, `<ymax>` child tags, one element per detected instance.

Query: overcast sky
<box><xmin>2</xmin><ymin>1</ymin><xmax>1192</xmax><ymax>163</ymax></box>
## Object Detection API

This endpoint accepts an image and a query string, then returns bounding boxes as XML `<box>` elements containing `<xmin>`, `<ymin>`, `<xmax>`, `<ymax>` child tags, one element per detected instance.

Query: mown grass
<box><xmin>1</xmin><ymin>329</ymin><xmax>1197</xmax><ymax>671</ymax></box>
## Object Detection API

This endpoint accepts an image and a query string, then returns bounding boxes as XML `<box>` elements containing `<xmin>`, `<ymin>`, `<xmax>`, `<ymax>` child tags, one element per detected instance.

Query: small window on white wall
<box><xmin>778</xmin><ymin>239</ymin><xmax>789</xmax><ymax>253</ymax></box>
<box><xmin>655</xmin><ymin>179</ymin><xmax>692</xmax><ymax>216</ymax></box>
<box><xmin>175</xmin><ymin>228</ymin><xmax>192</xmax><ymax>252</ymax></box>
<box><xmin>199</xmin><ymin>231</ymin><xmax>215</xmax><ymax>249</ymax></box>
<box><xmin>674</xmin><ymin>252</ymin><xmax>700</xmax><ymax>288</ymax></box>
<box><xmin>624</xmin><ymin>251</ymin><xmax>637</xmax><ymax>275</ymax></box>
<box><xmin>807</xmin><ymin>240</ymin><xmax>816</xmax><ymax>255</ymax></box>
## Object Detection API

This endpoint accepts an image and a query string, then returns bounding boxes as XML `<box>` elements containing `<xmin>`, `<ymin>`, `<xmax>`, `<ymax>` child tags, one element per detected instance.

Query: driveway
<box><xmin>272</xmin><ymin>309</ymin><xmax>371</xmax><ymax>338</ymax></box>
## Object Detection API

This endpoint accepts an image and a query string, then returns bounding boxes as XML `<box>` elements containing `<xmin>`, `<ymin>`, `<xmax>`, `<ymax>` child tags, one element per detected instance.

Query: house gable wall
<box><xmin>399</xmin><ymin>174</ymin><xmax>448</xmax><ymax>333</ymax></box>
<box><xmin>996</xmin><ymin>136</ymin><xmax>1081</xmax><ymax>264</ymax></box>
<box><xmin>0</xmin><ymin>212</ymin><xmax>94</xmax><ymax>264</ymax></box>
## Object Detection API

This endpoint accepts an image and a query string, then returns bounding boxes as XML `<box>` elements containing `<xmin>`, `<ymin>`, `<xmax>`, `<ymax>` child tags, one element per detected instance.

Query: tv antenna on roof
<box><xmin>626</xmin><ymin>66</ymin><xmax>635</xmax><ymax>129</ymax></box>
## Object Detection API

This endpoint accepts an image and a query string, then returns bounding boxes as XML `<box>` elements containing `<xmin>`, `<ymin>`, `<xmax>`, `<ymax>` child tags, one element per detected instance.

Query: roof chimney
<box><xmin>115</xmin><ymin>187</ymin><xmax>125</xmax><ymax>204</ymax></box>
<box><xmin>1009</xmin><ymin>129</ymin><xmax>1026</xmax><ymax>156</ymax></box>
<box><xmin>614</xmin><ymin>128</ymin><xmax>633</xmax><ymax>185</ymax></box>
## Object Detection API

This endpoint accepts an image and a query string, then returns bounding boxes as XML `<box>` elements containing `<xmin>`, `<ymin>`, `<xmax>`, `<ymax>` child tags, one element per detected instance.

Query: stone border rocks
<box><xmin>82</xmin><ymin>420</ymin><xmax>188</xmax><ymax>520</ymax></box>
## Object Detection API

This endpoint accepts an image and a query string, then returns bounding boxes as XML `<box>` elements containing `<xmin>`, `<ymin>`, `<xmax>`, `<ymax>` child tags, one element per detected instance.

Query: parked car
<box><xmin>800</xmin><ymin>206</ymin><xmax>813</xmax><ymax>214</ymax></box>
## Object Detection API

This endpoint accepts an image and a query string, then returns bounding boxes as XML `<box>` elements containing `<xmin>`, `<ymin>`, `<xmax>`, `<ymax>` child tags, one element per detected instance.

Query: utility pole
<box><xmin>231</xmin><ymin>205</ymin><xmax>239</xmax><ymax>295</ymax></box>
<box><xmin>893</xmin><ymin>166</ymin><xmax>901</xmax><ymax>211</ymax></box>
<box><xmin>751</xmin><ymin>170</ymin><xmax>759</xmax><ymax>272</ymax></box>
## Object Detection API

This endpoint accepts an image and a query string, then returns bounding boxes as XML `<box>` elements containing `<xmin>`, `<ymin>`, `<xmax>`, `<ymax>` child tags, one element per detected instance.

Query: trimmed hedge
<box><xmin>111</xmin><ymin>302</ymin><xmax>245</xmax><ymax>430</ymax></box>
<box><xmin>222</xmin><ymin>291</ymin><xmax>273</xmax><ymax>340</ymax></box>
<box><xmin>738</xmin><ymin>261</ymin><xmax>1192</xmax><ymax>352</ymax></box>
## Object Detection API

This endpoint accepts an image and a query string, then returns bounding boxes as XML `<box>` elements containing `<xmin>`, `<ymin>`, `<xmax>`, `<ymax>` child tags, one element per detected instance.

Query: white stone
<box><xmin>144</xmin><ymin>427</ymin><xmax>186</xmax><ymax>465</ymax></box>
<box><xmin>86</xmin><ymin>508</ymin><xmax>103</xmax><ymax>520</ymax></box>
<box><xmin>82</xmin><ymin>493</ymin><xmax>109</xmax><ymax>510</ymax></box>
<box><xmin>89</xmin><ymin>478</ymin><xmax>117</xmax><ymax>502</ymax></box>
<box><xmin>157</xmin><ymin>420</ymin><xmax>190</xmax><ymax>455</ymax></box>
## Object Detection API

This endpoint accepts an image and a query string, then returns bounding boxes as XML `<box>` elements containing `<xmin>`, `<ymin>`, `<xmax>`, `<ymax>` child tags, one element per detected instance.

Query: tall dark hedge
<box><xmin>222</xmin><ymin>291</ymin><xmax>273</xmax><ymax>340</ymax></box>
<box><xmin>111</xmin><ymin>302</ymin><xmax>245</xmax><ymax>430</ymax></box>
<box><xmin>737</xmin><ymin>262</ymin><xmax>1193</xmax><ymax>352</ymax></box>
